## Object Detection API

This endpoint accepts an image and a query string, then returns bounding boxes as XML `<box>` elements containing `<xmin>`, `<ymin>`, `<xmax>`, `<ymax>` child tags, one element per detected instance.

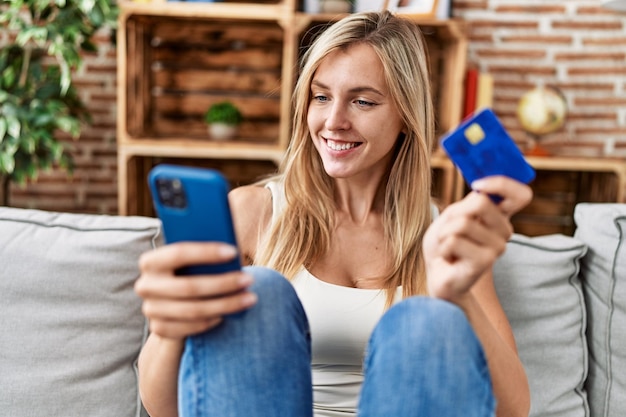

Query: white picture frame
<box><xmin>393</xmin><ymin>0</ymin><xmax>439</xmax><ymax>17</ymax></box>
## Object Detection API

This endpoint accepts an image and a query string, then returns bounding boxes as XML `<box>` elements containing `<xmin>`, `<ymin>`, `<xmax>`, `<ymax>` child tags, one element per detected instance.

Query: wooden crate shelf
<box><xmin>117</xmin><ymin>1</ymin><xmax>468</xmax><ymax>215</ymax></box>
<box><xmin>515</xmin><ymin>156</ymin><xmax>626</xmax><ymax>236</ymax></box>
<box><xmin>450</xmin><ymin>155</ymin><xmax>626</xmax><ymax>236</ymax></box>
<box><xmin>122</xmin><ymin>15</ymin><xmax>285</xmax><ymax>142</ymax></box>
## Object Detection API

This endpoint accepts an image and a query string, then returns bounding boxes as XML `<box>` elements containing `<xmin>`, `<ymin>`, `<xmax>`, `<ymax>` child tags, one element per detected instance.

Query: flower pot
<box><xmin>208</xmin><ymin>123</ymin><xmax>238</xmax><ymax>141</ymax></box>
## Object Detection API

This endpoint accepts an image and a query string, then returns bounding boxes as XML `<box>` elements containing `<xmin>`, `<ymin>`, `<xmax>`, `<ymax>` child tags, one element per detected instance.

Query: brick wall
<box><xmin>453</xmin><ymin>0</ymin><xmax>626</xmax><ymax>157</ymax></box>
<box><xmin>3</xmin><ymin>0</ymin><xmax>626</xmax><ymax>213</ymax></box>
<box><xmin>3</xmin><ymin>29</ymin><xmax>120</xmax><ymax>213</ymax></box>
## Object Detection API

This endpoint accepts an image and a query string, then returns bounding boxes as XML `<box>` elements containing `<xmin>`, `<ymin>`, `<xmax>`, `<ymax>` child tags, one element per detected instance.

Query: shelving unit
<box><xmin>450</xmin><ymin>155</ymin><xmax>626</xmax><ymax>236</ymax></box>
<box><xmin>116</xmin><ymin>1</ymin><xmax>468</xmax><ymax>215</ymax></box>
<box><xmin>514</xmin><ymin>156</ymin><xmax>626</xmax><ymax>236</ymax></box>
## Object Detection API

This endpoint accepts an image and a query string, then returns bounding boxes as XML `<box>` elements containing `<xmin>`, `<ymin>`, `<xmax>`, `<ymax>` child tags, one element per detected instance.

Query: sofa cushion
<box><xmin>0</xmin><ymin>207</ymin><xmax>162</xmax><ymax>417</ymax></box>
<box><xmin>493</xmin><ymin>233</ymin><xmax>589</xmax><ymax>417</ymax></box>
<box><xmin>574</xmin><ymin>203</ymin><xmax>626</xmax><ymax>417</ymax></box>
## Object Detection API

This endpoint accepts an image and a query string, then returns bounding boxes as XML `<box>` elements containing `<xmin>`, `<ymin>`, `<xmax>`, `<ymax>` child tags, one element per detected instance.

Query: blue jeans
<box><xmin>178</xmin><ymin>267</ymin><xmax>495</xmax><ymax>417</ymax></box>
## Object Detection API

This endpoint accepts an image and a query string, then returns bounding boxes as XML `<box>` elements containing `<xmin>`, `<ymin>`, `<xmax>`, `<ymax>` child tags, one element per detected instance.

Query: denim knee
<box><xmin>180</xmin><ymin>267</ymin><xmax>313</xmax><ymax>417</ymax></box>
<box><xmin>238</xmin><ymin>266</ymin><xmax>310</xmax><ymax>343</ymax></box>
<box><xmin>360</xmin><ymin>297</ymin><xmax>494</xmax><ymax>417</ymax></box>
<box><xmin>244</xmin><ymin>266</ymin><xmax>301</xmax><ymax>307</ymax></box>
<box><xmin>373</xmin><ymin>296</ymin><xmax>477</xmax><ymax>351</ymax></box>
<box><xmin>365</xmin><ymin>296</ymin><xmax>491</xmax><ymax>378</ymax></box>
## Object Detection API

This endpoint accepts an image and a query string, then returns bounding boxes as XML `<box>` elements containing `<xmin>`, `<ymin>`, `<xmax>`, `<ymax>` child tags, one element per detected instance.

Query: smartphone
<box><xmin>148</xmin><ymin>164</ymin><xmax>241</xmax><ymax>275</ymax></box>
<box><xmin>440</xmin><ymin>108</ymin><xmax>536</xmax><ymax>202</ymax></box>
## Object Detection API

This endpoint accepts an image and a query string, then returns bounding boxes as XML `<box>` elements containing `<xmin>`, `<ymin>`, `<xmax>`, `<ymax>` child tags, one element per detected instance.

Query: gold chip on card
<box><xmin>464</xmin><ymin>123</ymin><xmax>485</xmax><ymax>145</ymax></box>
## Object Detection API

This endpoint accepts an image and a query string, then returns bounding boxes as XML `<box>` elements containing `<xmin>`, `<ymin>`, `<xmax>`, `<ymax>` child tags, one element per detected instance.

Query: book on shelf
<box><xmin>462</xmin><ymin>68</ymin><xmax>478</xmax><ymax>120</ymax></box>
<box><xmin>462</xmin><ymin>69</ymin><xmax>494</xmax><ymax>120</ymax></box>
<box><xmin>475</xmin><ymin>72</ymin><xmax>494</xmax><ymax>111</ymax></box>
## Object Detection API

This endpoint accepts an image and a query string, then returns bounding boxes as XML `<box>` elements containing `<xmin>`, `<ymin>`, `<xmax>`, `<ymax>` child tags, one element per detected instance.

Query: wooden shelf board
<box><xmin>526</xmin><ymin>156</ymin><xmax>626</xmax><ymax>202</ymax></box>
<box><xmin>120</xmin><ymin>1</ymin><xmax>286</xmax><ymax>20</ymax></box>
<box><xmin>119</xmin><ymin>140</ymin><xmax>284</xmax><ymax>164</ymax></box>
<box><xmin>526</xmin><ymin>156</ymin><xmax>626</xmax><ymax>174</ymax></box>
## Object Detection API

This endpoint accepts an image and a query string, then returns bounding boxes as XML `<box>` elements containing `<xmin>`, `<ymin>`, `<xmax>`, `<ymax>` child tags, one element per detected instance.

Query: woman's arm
<box><xmin>423</xmin><ymin>176</ymin><xmax>532</xmax><ymax>417</ymax></box>
<box><xmin>137</xmin><ymin>334</ymin><xmax>185</xmax><ymax>417</ymax></box>
<box><xmin>466</xmin><ymin>271</ymin><xmax>530</xmax><ymax>417</ymax></box>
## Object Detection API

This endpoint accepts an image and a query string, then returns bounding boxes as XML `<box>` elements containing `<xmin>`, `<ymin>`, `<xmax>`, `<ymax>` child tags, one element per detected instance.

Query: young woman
<box><xmin>135</xmin><ymin>11</ymin><xmax>532</xmax><ymax>417</ymax></box>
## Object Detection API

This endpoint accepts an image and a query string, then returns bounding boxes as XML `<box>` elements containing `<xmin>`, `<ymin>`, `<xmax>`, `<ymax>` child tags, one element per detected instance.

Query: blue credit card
<box><xmin>440</xmin><ymin>109</ymin><xmax>536</xmax><ymax>193</ymax></box>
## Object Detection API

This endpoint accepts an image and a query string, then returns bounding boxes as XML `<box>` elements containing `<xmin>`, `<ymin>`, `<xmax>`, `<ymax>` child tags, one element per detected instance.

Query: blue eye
<box><xmin>313</xmin><ymin>95</ymin><xmax>329</xmax><ymax>102</ymax></box>
<box><xmin>356</xmin><ymin>99</ymin><xmax>374</xmax><ymax>107</ymax></box>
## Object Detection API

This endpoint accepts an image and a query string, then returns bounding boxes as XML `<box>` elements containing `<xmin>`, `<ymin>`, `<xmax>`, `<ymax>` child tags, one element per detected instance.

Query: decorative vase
<box><xmin>208</xmin><ymin>123</ymin><xmax>238</xmax><ymax>141</ymax></box>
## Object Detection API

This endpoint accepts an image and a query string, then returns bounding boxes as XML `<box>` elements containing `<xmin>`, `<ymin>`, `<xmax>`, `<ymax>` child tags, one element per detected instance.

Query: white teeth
<box><xmin>326</xmin><ymin>139</ymin><xmax>357</xmax><ymax>151</ymax></box>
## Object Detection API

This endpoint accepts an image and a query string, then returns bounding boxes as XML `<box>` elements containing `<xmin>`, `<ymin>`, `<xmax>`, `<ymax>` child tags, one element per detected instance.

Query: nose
<box><xmin>325</xmin><ymin>102</ymin><xmax>351</xmax><ymax>131</ymax></box>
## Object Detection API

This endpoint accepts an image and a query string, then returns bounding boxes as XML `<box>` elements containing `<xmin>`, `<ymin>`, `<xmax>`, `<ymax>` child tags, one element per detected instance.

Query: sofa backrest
<box><xmin>494</xmin><ymin>203</ymin><xmax>626</xmax><ymax>417</ymax></box>
<box><xmin>0</xmin><ymin>207</ymin><xmax>162</xmax><ymax>417</ymax></box>
<box><xmin>2</xmin><ymin>203</ymin><xmax>625</xmax><ymax>417</ymax></box>
<box><xmin>494</xmin><ymin>233</ymin><xmax>589</xmax><ymax>417</ymax></box>
<box><xmin>574</xmin><ymin>203</ymin><xmax>626</xmax><ymax>417</ymax></box>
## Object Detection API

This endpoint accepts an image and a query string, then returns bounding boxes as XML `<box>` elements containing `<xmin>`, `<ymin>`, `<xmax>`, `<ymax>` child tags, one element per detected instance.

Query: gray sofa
<box><xmin>0</xmin><ymin>203</ymin><xmax>624</xmax><ymax>417</ymax></box>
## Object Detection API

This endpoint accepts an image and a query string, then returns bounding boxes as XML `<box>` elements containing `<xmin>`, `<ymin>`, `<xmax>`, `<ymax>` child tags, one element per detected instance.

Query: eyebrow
<box><xmin>311</xmin><ymin>80</ymin><xmax>386</xmax><ymax>98</ymax></box>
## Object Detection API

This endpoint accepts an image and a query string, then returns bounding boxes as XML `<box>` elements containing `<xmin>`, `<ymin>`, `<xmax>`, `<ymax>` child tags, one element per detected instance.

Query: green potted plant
<box><xmin>204</xmin><ymin>101</ymin><xmax>243</xmax><ymax>141</ymax></box>
<box><xmin>0</xmin><ymin>0</ymin><xmax>118</xmax><ymax>206</ymax></box>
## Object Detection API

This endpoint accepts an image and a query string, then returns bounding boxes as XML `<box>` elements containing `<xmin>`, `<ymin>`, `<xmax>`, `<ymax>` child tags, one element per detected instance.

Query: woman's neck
<box><xmin>332</xmin><ymin>175</ymin><xmax>387</xmax><ymax>225</ymax></box>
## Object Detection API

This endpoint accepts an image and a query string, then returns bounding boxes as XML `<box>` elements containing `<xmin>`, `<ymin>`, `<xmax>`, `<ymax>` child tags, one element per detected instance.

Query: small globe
<box><xmin>517</xmin><ymin>86</ymin><xmax>567</xmax><ymax>136</ymax></box>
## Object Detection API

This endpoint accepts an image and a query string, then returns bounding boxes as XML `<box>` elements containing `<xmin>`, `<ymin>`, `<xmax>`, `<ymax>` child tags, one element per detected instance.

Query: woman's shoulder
<box><xmin>229</xmin><ymin>184</ymin><xmax>273</xmax><ymax>262</ymax></box>
<box><xmin>229</xmin><ymin>183</ymin><xmax>271</xmax><ymax>208</ymax></box>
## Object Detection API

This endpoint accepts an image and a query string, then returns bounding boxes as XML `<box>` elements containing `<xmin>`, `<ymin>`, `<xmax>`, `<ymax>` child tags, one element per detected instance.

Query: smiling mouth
<box><xmin>325</xmin><ymin>139</ymin><xmax>361</xmax><ymax>151</ymax></box>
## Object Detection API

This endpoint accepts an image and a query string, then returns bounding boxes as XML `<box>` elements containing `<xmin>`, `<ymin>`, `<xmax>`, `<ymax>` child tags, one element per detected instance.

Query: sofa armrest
<box><xmin>0</xmin><ymin>207</ymin><xmax>162</xmax><ymax>417</ymax></box>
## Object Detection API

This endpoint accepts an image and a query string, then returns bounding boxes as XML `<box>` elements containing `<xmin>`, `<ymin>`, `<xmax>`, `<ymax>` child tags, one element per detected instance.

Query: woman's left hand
<box><xmin>423</xmin><ymin>176</ymin><xmax>533</xmax><ymax>303</ymax></box>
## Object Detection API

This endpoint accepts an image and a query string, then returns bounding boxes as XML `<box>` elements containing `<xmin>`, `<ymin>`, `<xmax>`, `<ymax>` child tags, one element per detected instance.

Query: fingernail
<box><xmin>218</xmin><ymin>245</ymin><xmax>238</xmax><ymax>258</ymax></box>
<box><xmin>470</xmin><ymin>179</ymin><xmax>485</xmax><ymax>190</ymax></box>
<box><xmin>238</xmin><ymin>273</ymin><xmax>254</xmax><ymax>286</ymax></box>
<box><xmin>241</xmin><ymin>292</ymin><xmax>258</xmax><ymax>307</ymax></box>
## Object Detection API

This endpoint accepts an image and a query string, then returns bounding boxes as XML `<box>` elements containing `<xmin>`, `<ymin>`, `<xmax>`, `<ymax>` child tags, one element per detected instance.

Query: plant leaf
<box><xmin>7</xmin><ymin>116</ymin><xmax>20</xmax><ymax>139</ymax></box>
<box><xmin>16</xmin><ymin>27</ymin><xmax>48</xmax><ymax>47</ymax></box>
<box><xmin>0</xmin><ymin>118</ymin><xmax>7</xmax><ymax>142</ymax></box>
<box><xmin>2</xmin><ymin>65</ymin><xmax>17</xmax><ymax>88</ymax></box>
<box><xmin>0</xmin><ymin>152</ymin><xmax>15</xmax><ymax>175</ymax></box>
<box><xmin>56</xmin><ymin>116</ymin><xmax>78</xmax><ymax>134</ymax></box>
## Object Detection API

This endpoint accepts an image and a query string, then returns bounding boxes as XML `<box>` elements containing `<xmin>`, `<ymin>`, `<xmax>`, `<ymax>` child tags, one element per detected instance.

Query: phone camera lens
<box><xmin>156</xmin><ymin>178</ymin><xmax>187</xmax><ymax>209</ymax></box>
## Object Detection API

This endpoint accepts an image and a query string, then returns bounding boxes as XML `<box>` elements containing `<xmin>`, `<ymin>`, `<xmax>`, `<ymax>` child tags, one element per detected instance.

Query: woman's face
<box><xmin>307</xmin><ymin>43</ymin><xmax>405</xmax><ymax>181</ymax></box>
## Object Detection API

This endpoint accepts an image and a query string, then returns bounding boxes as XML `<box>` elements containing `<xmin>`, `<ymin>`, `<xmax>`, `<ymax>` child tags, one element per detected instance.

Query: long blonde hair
<box><xmin>255</xmin><ymin>11</ymin><xmax>435</xmax><ymax>306</ymax></box>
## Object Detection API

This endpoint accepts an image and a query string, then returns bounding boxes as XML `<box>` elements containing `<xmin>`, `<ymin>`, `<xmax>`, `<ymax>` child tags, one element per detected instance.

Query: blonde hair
<box><xmin>255</xmin><ymin>11</ymin><xmax>435</xmax><ymax>306</ymax></box>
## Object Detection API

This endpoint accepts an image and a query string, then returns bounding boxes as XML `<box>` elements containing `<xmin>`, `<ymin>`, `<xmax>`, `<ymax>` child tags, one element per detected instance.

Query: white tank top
<box><xmin>265</xmin><ymin>181</ymin><xmax>402</xmax><ymax>417</ymax></box>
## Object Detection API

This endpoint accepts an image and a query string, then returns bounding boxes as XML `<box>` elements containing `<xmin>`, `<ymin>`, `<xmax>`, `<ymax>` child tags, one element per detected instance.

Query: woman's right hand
<box><xmin>134</xmin><ymin>242</ymin><xmax>258</xmax><ymax>340</ymax></box>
